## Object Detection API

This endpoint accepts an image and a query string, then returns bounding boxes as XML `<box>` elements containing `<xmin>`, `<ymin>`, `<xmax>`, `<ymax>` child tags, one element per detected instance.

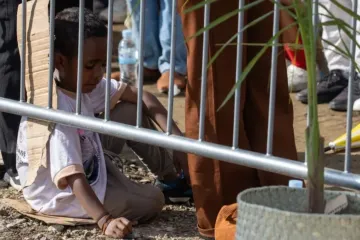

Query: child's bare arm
<box><xmin>66</xmin><ymin>173</ymin><xmax>133</xmax><ymax>238</ymax></box>
<box><xmin>120</xmin><ymin>85</ymin><xmax>183</xmax><ymax>136</ymax></box>
<box><xmin>67</xmin><ymin>173</ymin><xmax>108</xmax><ymax>221</ymax></box>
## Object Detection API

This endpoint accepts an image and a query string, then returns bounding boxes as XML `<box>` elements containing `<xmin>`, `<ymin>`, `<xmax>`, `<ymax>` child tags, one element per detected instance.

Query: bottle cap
<box><xmin>122</xmin><ymin>29</ymin><xmax>132</xmax><ymax>40</ymax></box>
<box><xmin>288</xmin><ymin>180</ymin><xmax>303</xmax><ymax>188</ymax></box>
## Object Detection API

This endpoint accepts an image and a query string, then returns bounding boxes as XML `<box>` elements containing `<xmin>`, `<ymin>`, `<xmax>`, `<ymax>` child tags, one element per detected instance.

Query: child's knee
<box><xmin>110</xmin><ymin>102</ymin><xmax>137</xmax><ymax>125</ymax></box>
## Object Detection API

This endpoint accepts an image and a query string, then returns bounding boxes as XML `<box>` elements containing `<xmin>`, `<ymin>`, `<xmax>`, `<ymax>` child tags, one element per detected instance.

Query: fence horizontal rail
<box><xmin>1</xmin><ymin>97</ymin><xmax>359</xmax><ymax>190</ymax></box>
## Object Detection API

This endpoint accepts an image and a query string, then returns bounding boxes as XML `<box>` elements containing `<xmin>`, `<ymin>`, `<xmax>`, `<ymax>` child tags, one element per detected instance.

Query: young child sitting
<box><xmin>16</xmin><ymin>7</ymin><xmax>191</xmax><ymax>239</ymax></box>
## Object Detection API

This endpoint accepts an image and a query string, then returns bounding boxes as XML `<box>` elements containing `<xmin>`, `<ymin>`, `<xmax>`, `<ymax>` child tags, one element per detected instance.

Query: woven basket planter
<box><xmin>236</xmin><ymin>186</ymin><xmax>360</xmax><ymax>240</ymax></box>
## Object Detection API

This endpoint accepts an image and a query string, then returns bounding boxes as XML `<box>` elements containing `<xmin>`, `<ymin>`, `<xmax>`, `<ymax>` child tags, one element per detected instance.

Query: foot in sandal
<box><xmin>157</xmin><ymin>71</ymin><xmax>186</xmax><ymax>96</ymax></box>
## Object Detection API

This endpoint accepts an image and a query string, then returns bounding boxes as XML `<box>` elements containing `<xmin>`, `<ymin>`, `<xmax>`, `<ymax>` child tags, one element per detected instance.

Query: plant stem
<box><xmin>306</xmin><ymin>136</ymin><xmax>325</xmax><ymax>213</ymax></box>
<box><xmin>294</xmin><ymin>0</ymin><xmax>324</xmax><ymax>213</ymax></box>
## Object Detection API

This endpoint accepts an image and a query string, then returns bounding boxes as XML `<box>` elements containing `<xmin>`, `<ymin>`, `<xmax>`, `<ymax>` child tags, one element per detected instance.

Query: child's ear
<box><xmin>54</xmin><ymin>52</ymin><xmax>66</xmax><ymax>73</ymax></box>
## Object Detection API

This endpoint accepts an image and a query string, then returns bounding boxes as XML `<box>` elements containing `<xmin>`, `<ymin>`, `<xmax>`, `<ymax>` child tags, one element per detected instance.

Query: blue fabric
<box><xmin>127</xmin><ymin>0</ymin><xmax>187</xmax><ymax>75</ymax></box>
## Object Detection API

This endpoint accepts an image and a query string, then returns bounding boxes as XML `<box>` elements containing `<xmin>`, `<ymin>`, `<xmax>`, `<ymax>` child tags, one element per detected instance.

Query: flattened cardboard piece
<box><xmin>324</xmin><ymin>194</ymin><xmax>348</xmax><ymax>214</ymax></box>
<box><xmin>17</xmin><ymin>0</ymin><xmax>58</xmax><ymax>186</ymax></box>
<box><xmin>0</xmin><ymin>199</ymin><xmax>95</xmax><ymax>226</ymax></box>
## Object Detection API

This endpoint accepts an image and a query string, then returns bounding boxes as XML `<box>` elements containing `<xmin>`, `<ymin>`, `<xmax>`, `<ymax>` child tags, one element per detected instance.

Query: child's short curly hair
<box><xmin>55</xmin><ymin>7</ymin><xmax>107</xmax><ymax>58</ymax></box>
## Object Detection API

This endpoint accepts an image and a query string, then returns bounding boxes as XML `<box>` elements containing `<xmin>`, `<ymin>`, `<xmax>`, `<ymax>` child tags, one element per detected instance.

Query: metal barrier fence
<box><xmin>1</xmin><ymin>0</ymin><xmax>360</xmax><ymax>190</ymax></box>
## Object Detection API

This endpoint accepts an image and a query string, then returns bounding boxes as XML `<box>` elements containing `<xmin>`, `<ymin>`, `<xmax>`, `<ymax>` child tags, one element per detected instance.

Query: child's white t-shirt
<box><xmin>16</xmin><ymin>79</ymin><xmax>126</xmax><ymax>218</ymax></box>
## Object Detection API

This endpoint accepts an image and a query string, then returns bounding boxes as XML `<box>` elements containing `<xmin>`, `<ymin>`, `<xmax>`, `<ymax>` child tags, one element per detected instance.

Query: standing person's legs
<box><xmin>158</xmin><ymin>0</ymin><xmax>187</xmax><ymax>75</ymax></box>
<box><xmin>127</xmin><ymin>0</ymin><xmax>161</xmax><ymax>73</ymax></box>
<box><xmin>156</xmin><ymin>0</ymin><xmax>187</xmax><ymax>93</ymax></box>
<box><xmin>178</xmin><ymin>0</ymin><xmax>266</xmax><ymax>237</ymax></box>
<box><xmin>297</xmin><ymin>0</ymin><xmax>355</xmax><ymax>111</ymax></box>
<box><xmin>179</xmin><ymin>0</ymin><xmax>300</xmax><ymax>237</ymax></box>
<box><xmin>111</xmin><ymin>0</ymin><xmax>161</xmax><ymax>82</ymax></box>
<box><xmin>323</xmin><ymin>0</ymin><xmax>359</xmax><ymax>111</ymax></box>
<box><xmin>244</xmin><ymin>1</ymin><xmax>298</xmax><ymax>185</ymax></box>
<box><xmin>320</xmin><ymin>0</ymin><xmax>352</xmax><ymax>72</ymax></box>
<box><xmin>0</xmin><ymin>0</ymin><xmax>21</xmax><ymax>181</ymax></box>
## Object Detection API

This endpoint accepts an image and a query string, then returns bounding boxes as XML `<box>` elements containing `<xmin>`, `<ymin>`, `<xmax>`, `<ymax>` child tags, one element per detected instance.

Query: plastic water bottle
<box><xmin>288</xmin><ymin>180</ymin><xmax>303</xmax><ymax>188</ymax></box>
<box><xmin>118</xmin><ymin>29</ymin><xmax>138</xmax><ymax>85</ymax></box>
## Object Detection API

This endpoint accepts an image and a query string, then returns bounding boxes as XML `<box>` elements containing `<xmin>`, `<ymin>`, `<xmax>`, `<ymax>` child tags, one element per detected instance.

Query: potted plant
<box><xmin>189</xmin><ymin>0</ymin><xmax>360</xmax><ymax>239</ymax></box>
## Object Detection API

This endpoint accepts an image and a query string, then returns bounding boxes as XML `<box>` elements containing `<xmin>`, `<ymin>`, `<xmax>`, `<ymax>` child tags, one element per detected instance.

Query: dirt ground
<box><xmin>1</xmin><ymin>26</ymin><xmax>360</xmax><ymax>240</ymax></box>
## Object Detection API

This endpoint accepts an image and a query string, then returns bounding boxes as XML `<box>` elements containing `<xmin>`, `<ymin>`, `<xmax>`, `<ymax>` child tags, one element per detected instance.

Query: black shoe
<box><xmin>296</xmin><ymin>70</ymin><xmax>348</xmax><ymax>104</ymax></box>
<box><xmin>0</xmin><ymin>164</ymin><xmax>6</xmax><ymax>179</ymax></box>
<box><xmin>329</xmin><ymin>74</ymin><xmax>360</xmax><ymax>111</ymax></box>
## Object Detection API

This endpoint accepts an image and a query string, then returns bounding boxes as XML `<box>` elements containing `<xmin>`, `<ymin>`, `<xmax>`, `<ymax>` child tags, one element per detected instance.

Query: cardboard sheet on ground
<box><xmin>17</xmin><ymin>0</ymin><xmax>58</xmax><ymax>188</ymax></box>
<box><xmin>0</xmin><ymin>199</ymin><xmax>95</xmax><ymax>226</ymax></box>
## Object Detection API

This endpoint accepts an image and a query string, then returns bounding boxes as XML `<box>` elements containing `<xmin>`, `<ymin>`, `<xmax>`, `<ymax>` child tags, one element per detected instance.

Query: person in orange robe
<box><xmin>177</xmin><ymin>0</ymin><xmax>299</xmax><ymax>238</ymax></box>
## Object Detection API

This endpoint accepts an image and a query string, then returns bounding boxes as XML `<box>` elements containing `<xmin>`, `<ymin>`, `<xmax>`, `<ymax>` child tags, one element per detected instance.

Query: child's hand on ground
<box><xmin>104</xmin><ymin>217</ymin><xmax>133</xmax><ymax>239</ymax></box>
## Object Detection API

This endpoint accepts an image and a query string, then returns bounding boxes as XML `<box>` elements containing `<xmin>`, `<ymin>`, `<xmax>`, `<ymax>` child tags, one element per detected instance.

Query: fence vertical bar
<box><xmin>48</xmin><ymin>0</ymin><xmax>55</xmax><ymax>108</ymax></box>
<box><xmin>20</xmin><ymin>0</ymin><xmax>27</xmax><ymax>102</ymax></box>
<box><xmin>344</xmin><ymin>0</ymin><xmax>358</xmax><ymax>173</ymax></box>
<box><xmin>232</xmin><ymin>0</ymin><xmax>245</xmax><ymax>149</ymax></box>
<box><xmin>76</xmin><ymin>1</ymin><xmax>85</xmax><ymax>114</ymax></box>
<box><xmin>136</xmin><ymin>0</ymin><xmax>146</xmax><ymax>127</ymax></box>
<box><xmin>306</xmin><ymin>0</ymin><xmax>319</xmax><ymax>164</ymax></box>
<box><xmin>105</xmin><ymin>0</ymin><xmax>114</xmax><ymax>121</ymax></box>
<box><xmin>266</xmin><ymin>0</ymin><xmax>280</xmax><ymax>155</ymax></box>
<box><xmin>166</xmin><ymin>0</ymin><xmax>177</xmax><ymax>135</ymax></box>
<box><xmin>198</xmin><ymin>2</ymin><xmax>211</xmax><ymax>141</ymax></box>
